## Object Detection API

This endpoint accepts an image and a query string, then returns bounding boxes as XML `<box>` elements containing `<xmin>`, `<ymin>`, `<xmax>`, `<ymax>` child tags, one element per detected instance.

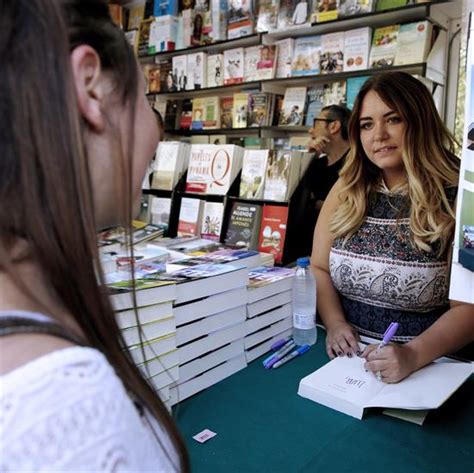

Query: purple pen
<box><xmin>377</xmin><ymin>322</ymin><xmax>399</xmax><ymax>350</ymax></box>
<box><xmin>271</xmin><ymin>337</ymin><xmax>292</xmax><ymax>351</ymax></box>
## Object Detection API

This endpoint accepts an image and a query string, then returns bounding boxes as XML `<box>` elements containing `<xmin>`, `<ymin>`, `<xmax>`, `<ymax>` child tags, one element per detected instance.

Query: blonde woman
<box><xmin>311</xmin><ymin>72</ymin><xmax>474</xmax><ymax>383</ymax></box>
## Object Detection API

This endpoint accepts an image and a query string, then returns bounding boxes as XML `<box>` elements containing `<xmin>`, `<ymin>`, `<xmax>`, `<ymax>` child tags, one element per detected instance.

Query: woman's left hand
<box><xmin>361</xmin><ymin>343</ymin><xmax>417</xmax><ymax>383</ymax></box>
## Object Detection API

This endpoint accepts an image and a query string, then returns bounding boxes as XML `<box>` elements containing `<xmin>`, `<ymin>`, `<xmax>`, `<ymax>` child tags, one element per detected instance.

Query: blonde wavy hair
<box><xmin>331</xmin><ymin>72</ymin><xmax>459</xmax><ymax>256</ymax></box>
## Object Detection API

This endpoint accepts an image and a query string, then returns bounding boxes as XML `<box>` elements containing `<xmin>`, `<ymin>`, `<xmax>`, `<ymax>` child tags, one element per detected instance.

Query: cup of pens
<box><xmin>263</xmin><ymin>337</ymin><xmax>311</xmax><ymax>369</ymax></box>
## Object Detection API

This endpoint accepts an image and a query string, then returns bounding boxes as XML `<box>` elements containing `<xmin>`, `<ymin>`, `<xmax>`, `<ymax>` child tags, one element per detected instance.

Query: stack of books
<box><xmin>244</xmin><ymin>266</ymin><xmax>295</xmax><ymax>363</ymax></box>
<box><xmin>167</xmin><ymin>263</ymin><xmax>249</xmax><ymax>405</ymax></box>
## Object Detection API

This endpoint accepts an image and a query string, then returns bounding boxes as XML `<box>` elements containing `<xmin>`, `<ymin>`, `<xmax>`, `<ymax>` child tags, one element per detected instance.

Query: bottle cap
<box><xmin>296</xmin><ymin>256</ymin><xmax>310</xmax><ymax>268</ymax></box>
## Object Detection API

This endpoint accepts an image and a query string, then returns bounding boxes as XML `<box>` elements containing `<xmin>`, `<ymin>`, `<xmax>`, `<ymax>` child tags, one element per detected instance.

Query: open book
<box><xmin>298</xmin><ymin>354</ymin><xmax>473</xmax><ymax>420</ymax></box>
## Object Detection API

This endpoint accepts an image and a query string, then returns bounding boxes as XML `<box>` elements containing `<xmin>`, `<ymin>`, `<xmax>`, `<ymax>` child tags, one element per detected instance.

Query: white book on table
<box><xmin>246</xmin><ymin>290</ymin><xmax>292</xmax><ymax>319</ymax></box>
<box><xmin>298</xmin><ymin>353</ymin><xmax>473</xmax><ymax>420</ymax></box>
<box><xmin>138</xmin><ymin>349</ymin><xmax>180</xmax><ymax>379</ymax></box>
<box><xmin>128</xmin><ymin>333</ymin><xmax>177</xmax><ymax>365</ymax></box>
<box><xmin>245</xmin><ymin>303</ymin><xmax>292</xmax><ymax>335</ymax></box>
<box><xmin>121</xmin><ymin>316</ymin><xmax>176</xmax><ymax>347</ymax></box>
<box><xmin>149</xmin><ymin>365</ymin><xmax>180</xmax><ymax>391</ymax></box>
<box><xmin>117</xmin><ymin>301</ymin><xmax>173</xmax><ymax>329</ymax></box>
<box><xmin>245</xmin><ymin>327</ymin><xmax>292</xmax><ymax>363</ymax></box>
<box><xmin>244</xmin><ymin>316</ymin><xmax>292</xmax><ymax>350</ymax></box>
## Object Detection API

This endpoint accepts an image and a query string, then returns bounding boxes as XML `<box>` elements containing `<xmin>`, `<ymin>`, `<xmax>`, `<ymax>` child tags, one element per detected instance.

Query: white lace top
<box><xmin>0</xmin><ymin>345</ymin><xmax>179</xmax><ymax>472</ymax></box>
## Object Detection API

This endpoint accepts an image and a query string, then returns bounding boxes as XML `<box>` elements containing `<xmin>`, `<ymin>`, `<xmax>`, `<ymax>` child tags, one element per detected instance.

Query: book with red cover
<box><xmin>257</xmin><ymin>205</ymin><xmax>289</xmax><ymax>264</ymax></box>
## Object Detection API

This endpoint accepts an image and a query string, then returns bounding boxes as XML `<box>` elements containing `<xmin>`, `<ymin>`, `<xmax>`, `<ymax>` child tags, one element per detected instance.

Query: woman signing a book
<box><xmin>0</xmin><ymin>0</ymin><xmax>188</xmax><ymax>470</ymax></box>
<box><xmin>311</xmin><ymin>72</ymin><xmax>474</xmax><ymax>384</ymax></box>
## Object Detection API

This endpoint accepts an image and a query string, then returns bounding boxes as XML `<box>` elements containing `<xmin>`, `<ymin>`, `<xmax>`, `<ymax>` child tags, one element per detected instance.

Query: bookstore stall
<box><xmin>101</xmin><ymin>1</ymin><xmax>474</xmax><ymax>471</ymax></box>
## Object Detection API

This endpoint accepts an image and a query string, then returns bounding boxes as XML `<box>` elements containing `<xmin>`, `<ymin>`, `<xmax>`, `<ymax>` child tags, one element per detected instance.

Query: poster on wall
<box><xmin>450</xmin><ymin>11</ymin><xmax>474</xmax><ymax>304</ymax></box>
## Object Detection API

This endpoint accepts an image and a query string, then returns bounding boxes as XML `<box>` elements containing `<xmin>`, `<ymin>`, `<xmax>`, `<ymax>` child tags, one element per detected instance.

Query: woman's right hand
<box><xmin>325</xmin><ymin>321</ymin><xmax>361</xmax><ymax>359</ymax></box>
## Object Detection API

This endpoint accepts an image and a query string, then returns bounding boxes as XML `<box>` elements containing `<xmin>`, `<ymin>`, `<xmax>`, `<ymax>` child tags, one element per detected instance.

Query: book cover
<box><xmin>153</xmin><ymin>0</ymin><xmax>179</xmax><ymax>16</ymax></box>
<box><xmin>291</xmin><ymin>36</ymin><xmax>321</xmax><ymax>76</ymax></box>
<box><xmin>138</xmin><ymin>18</ymin><xmax>153</xmax><ymax>56</ymax></box>
<box><xmin>179</xmin><ymin>98</ymin><xmax>193</xmax><ymax>130</ymax></box>
<box><xmin>256</xmin><ymin>44</ymin><xmax>277</xmax><ymax>80</ymax></box>
<box><xmin>207</xmin><ymin>53</ymin><xmax>224</xmax><ymax>88</ymax></box>
<box><xmin>172</xmin><ymin>54</ymin><xmax>188</xmax><ymax>90</ymax></box>
<box><xmin>263</xmin><ymin>150</ymin><xmax>301</xmax><ymax>201</ymax></box>
<box><xmin>244</xmin><ymin>46</ymin><xmax>260</xmax><ymax>83</ymax></box>
<box><xmin>369</xmin><ymin>25</ymin><xmax>400</xmax><ymax>68</ymax></box>
<box><xmin>225</xmin><ymin>201</ymin><xmax>263</xmax><ymax>249</ymax></box>
<box><xmin>158</xmin><ymin>59</ymin><xmax>174</xmax><ymax>92</ymax></box>
<box><xmin>187</xmin><ymin>52</ymin><xmax>207</xmax><ymax>90</ymax></box>
<box><xmin>346</xmin><ymin>76</ymin><xmax>369</xmax><ymax>110</ymax></box>
<box><xmin>150</xmin><ymin>197</ymin><xmax>172</xmax><ymax>229</ymax></box>
<box><xmin>239</xmin><ymin>149</ymin><xmax>270</xmax><ymax>199</ymax></box>
<box><xmin>191</xmin><ymin>97</ymin><xmax>206</xmax><ymax>130</ymax></box>
<box><xmin>339</xmin><ymin>0</ymin><xmax>374</xmax><ymax>16</ymax></box>
<box><xmin>227</xmin><ymin>0</ymin><xmax>254</xmax><ymax>39</ymax></box>
<box><xmin>257</xmin><ymin>205</ymin><xmax>289</xmax><ymax>264</ymax></box>
<box><xmin>320</xmin><ymin>32</ymin><xmax>345</xmax><ymax>74</ymax></box>
<box><xmin>127</xmin><ymin>4</ymin><xmax>145</xmax><ymax>30</ymax></box>
<box><xmin>248</xmin><ymin>93</ymin><xmax>270</xmax><ymax>127</ymax></box>
<box><xmin>220</xmin><ymin>96</ymin><xmax>234</xmax><ymax>129</ymax></box>
<box><xmin>256</xmin><ymin>0</ymin><xmax>279</xmax><ymax>32</ymax></box>
<box><xmin>322</xmin><ymin>80</ymin><xmax>347</xmax><ymax>106</ymax></box>
<box><xmin>343</xmin><ymin>27</ymin><xmax>371</xmax><ymax>72</ymax></box>
<box><xmin>278</xmin><ymin>0</ymin><xmax>310</xmax><ymax>28</ymax></box>
<box><xmin>151</xmin><ymin>142</ymin><xmax>181</xmax><ymax>190</ymax></box>
<box><xmin>232</xmin><ymin>92</ymin><xmax>250</xmax><ymax>128</ymax></box>
<box><xmin>144</xmin><ymin>64</ymin><xmax>161</xmax><ymax>94</ymax></box>
<box><xmin>186</xmin><ymin>144</ymin><xmax>244</xmax><ymax>194</ymax></box>
<box><xmin>178</xmin><ymin>197</ymin><xmax>204</xmax><ymax>236</ymax></box>
<box><xmin>203</xmin><ymin>96</ymin><xmax>221</xmax><ymax>129</ymax></box>
<box><xmin>275</xmin><ymin>38</ymin><xmax>295</xmax><ymax>78</ymax></box>
<box><xmin>164</xmin><ymin>99</ymin><xmax>179</xmax><ymax>130</ymax></box>
<box><xmin>211</xmin><ymin>0</ymin><xmax>229</xmax><ymax>41</ymax></box>
<box><xmin>224</xmin><ymin>48</ymin><xmax>245</xmax><ymax>85</ymax></box>
<box><xmin>201</xmin><ymin>201</ymin><xmax>225</xmax><ymax>241</ymax></box>
<box><xmin>304</xmin><ymin>85</ymin><xmax>325</xmax><ymax>127</ymax></box>
<box><xmin>279</xmin><ymin>87</ymin><xmax>307</xmax><ymax>126</ymax></box>
<box><xmin>315</xmin><ymin>0</ymin><xmax>339</xmax><ymax>23</ymax></box>
<box><xmin>149</xmin><ymin>15</ymin><xmax>178</xmax><ymax>53</ymax></box>
<box><xmin>298</xmin><ymin>353</ymin><xmax>472</xmax><ymax>420</ymax></box>
<box><xmin>375</xmin><ymin>0</ymin><xmax>407</xmax><ymax>11</ymax></box>
<box><xmin>394</xmin><ymin>21</ymin><xmax>433</xmax><ymax>66</ymax></box>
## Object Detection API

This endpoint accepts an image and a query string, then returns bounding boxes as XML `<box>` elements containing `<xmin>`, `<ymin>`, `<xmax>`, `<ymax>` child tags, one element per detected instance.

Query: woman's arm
<box><xmin>364</xmin><ymin>301</ymin><xmax>474</xmax><ymax>383</ymax></box>
<box><xmin>310</xmin><ymin>179</ymin><xmax>360</xmax><ymax>358</ymax></box>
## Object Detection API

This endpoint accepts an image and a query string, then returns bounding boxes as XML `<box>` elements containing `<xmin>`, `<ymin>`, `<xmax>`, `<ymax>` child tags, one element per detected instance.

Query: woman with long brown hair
<box><xmin>0</xmin><ymin>0</ymin><xmax>188</xmax><ymax>470</ymax></box>
<box><xmin>311</xmin><ymin>72</ymin><xmax>474</xmax><ymax>383</ymax></box>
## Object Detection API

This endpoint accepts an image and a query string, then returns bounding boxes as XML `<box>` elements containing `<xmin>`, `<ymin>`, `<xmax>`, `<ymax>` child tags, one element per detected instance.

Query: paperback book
<box><xmin>291</xmin><ymin>36</ymin><xmax>321</xmax><ymax>76</ymax></box>
<box><xmin>244</xmin><ymin>46</ymin><xmax>260</xmax><ymax>83</ymax></box>
<box><xmin>256</xmin><ymin>0</ymin><xmax>279</xmax><ymax>32</ymax></box>
<box><xmin>343</xmin><ymin>27</ymin><xmax>371</xmax><ymax>72</ymax></box>
<box><xmin>187</xmin><ymin>52</ymin><xmax>207</xmax><ymax>90</ymax></box>
<box><xmin>248</xmin><ymin>93</ymin><xmax>271</xmax><ymax>127</ymax></box>
<box><xmin>233</xmin><ymin>93</ymin><xmax>250</xmax><ymax>128</ymax></box>
<box><xmin>225</xmin><ymin>201</ymin><xmax>263</xmax><ymax>249</ymax></box>
<box><xmin>256</xmin><ymin>45</ymin><xmax>277</xmax><ymax>80</ymax></box>
<box><xmin>224</xmin><ymin>48</ymin><xmax>245</xmax><ymax>85</ymax></box>
<box><xmin>150</xmin><ymin>197</ymin><xmax>172</xmax><ymax>229</ymax></box>
<box><xmin>172</xmin><ymin>54</ymin><xmax>188</xmax><ymax>91</ymax></box>
<box><xmin>257</xmin><ymin>205</ymin><xmax>289</xmax><ymax>264</ymax></box>
<box><xmin>304</xmin><ymin>85</ymin><xmax>325</xmax><ymax>127</ymax></box>
<box><xmin>177</xmin><ymin>197</ymin><xmax>205</xmax><ymax>237</ymax></box>
<box><xmin>263</xmin><ymin>150</ymin><xmax>301</xmax><ymax>201</ymax></box>
<box><xmin>239</xmin><ymin>149</ymin><xmax>270</xmax><ymax>199</ymax></box>
<box><xmin>227</xmin><ymin>0</ymin><xmax>254</xmax><ymax>39</ymax></box>
<box><xmin>201</xmin><ymin>201</ymin><xmax>225</xmax><ymax>241</ymax></box>
<box><xmin>275</xmin><ymin>38</ymin><xmax>295</xmax><ymax>78</ymax></box>
<box><xmin>220</xmin><ymin>96</ymin><xmax>234</xmax><ymax>129</ymax></box>
<box><xmin>369</xmin><ymin>25</ymin><xmax>399</xmax><ymax>68</ymax></box>
<box><xmin>314</xmin><ymin>0</ymin><xmax>339</xmax><ymax>23</ymax></box>
<box><xmin>339</xmin><ymin>0</ymin><xmax>374</xmax><ymax>17</ymax></box>
<box><xmin>207</xmin><ymin>53</ymin><xmax>224</xmax><ymax>88</ymax></box>
<box><xmin>320</xmin><ymin>32</ymin><xmax>344</xmax><ymax>74</ymax></box>
<box><xmin>279</xmin><ymin>87</ymin><xmax>307</xmax><ymax>126</ymax></box>
<box><xmin>394</xmin><ymin>21</ymin><xmax>433</xmax><ymax>66</ymax></box>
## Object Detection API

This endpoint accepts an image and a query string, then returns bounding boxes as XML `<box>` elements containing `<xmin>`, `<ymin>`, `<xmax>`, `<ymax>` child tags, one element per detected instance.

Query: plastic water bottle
<box><xmin>292</xmin><ymin>256</ymin><xmax>317</xmax><ymax>346</ymax></box>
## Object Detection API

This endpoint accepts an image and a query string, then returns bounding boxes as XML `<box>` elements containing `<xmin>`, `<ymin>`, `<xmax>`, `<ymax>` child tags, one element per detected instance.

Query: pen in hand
<box><xmin>376</xmin><ymin>322</ymin><xmax>399</xmax><ymax>352</ymax></box>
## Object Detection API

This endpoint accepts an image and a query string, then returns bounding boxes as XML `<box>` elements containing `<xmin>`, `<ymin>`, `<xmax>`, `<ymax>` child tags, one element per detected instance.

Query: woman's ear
<box><xmin>70</xmin><ymin>45</ymin><xmax>106</xmax><ymax>132</ymax></box>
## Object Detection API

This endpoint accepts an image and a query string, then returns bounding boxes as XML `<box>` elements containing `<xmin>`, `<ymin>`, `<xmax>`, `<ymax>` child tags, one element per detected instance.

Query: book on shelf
<box><xmin>150</xmin><ymin>196</ymin><xmax>172</xmax><ymax>229</ymax></box>
<box><xmin>185</xmin><ymin>144</ymin><xmax>244</xmax><ymax>194</ymax></box>
<box><xmin>343</xmin><ymin>27</ymin><xmax>371</xmax><ymax>72</ymax></box>
<box><xmin>375</xmin><ymin>0</ymin><xmax>407</xmax><ymax>11</ymax></box>
<box><xmin>179</xmin><ymin>99</ymin><xmax>193</xmax><ymax>130</ymax></box>
<box><xmin>256</xmin><ymin>0</ymin><xmax>279</xmax><ymax>32</ymax></box>
<box><xmin>304</xmin><ymin>85</ymin><xmax>325</xmax><ymax>127</ymax></box>
<box><xmin>369</xmin><ymin>25</ymin><xmax>400</xmax><ymax>68</ymax></box>
<box><xmin>200</xmin><ymin>201</ymin><xmax>225</xmax><ymax>241</ymax></box>
<box><xmin>181</xmin><ymin>8</ymin><xmax>193</xmax><ymax>48</ymax></box>
<box><xmin>153</xmin><ymin>0</ymin><xmax>179</xmax><ymax>16</ymax></box>
<box><xmin>138</xmin><ymin>18</ymin><xmax>153</xmax><ymax>56</ymax></box>
<box><xmin>149</xmin><ymin>15</ymin><xmax>178</xmax><ymax>53</ymax></box>
<box><xmin>338</xmin><ymin>0</ymin><xmax>374</xmax><ymax>17</ymax></box>
<box><xmin>314</xmin><ymin>0</ymin><xmax>340</xmax><ymax>23</ymax></box>
<box><xmin>210</xmin><ymin>134</ymin><xmax>228</xmax><ymax>145</ymax></box>
<box><xmin>151</xmin><ymin>141</ymin><xmax>190</xmax><ymax>191</ymax></box>
<box><xmin>279</xmin><ymin>87</ymin><xmax>307</xmax><ymax>126</ymax></box>
<box><xmin>225</xmin><ymin>201</ymin><xmax>263</xmax><ymax>249</ymax></box>
<box><xmin>187</xmin><ymin>52</ymin><xmax>207</xmax><ymax>90</ymax></box>
<box><xmin>320</xmin><ymin>32</ymin><xmax>344</xmax><ymax>74</ymax></box>
<box><xmin>164</xmin><ymin>99</ymin><xmax>179</xmax><ymax>129</ymax></box>
<box><xmin>249</xmin><ymin>92</ymin><xmax>273</xmax><ymax>127</ymax></box>
<box><xmin>224</xmin><ymin>47</ymin><xmax>245</xmax><ymax>85</ymax></box>
<box><xmin>240</xmin><ymin>149</ymin><xmax>271</xmax><ymax>199</ymax></box>
<box><xmin>220</xmin><ymin>96</ymin><xmax>234</xmax><ymax>129</ymax></box>
<box><xmin>394</xmin><ymin>20</ymin><xmax>433</xmax><ymax>66</ymax></box>
<box><xmin>232</xmin><ymin>92</ymin><xmax>250</xmax><ymax>128</ymax></box>
<box><xmin>323</xmin><ymin>80</ymin><xmax>347</xmax><ymax>106</ymax></box>
<box><xmin>247</xmin><ymin>266</ymin><xmax>295</xmax><ymax>302</ymax></box>
<box><xmin>256</xmin><ymin>44</ymin><xmax>277</xmax><ymax>80</ymax></box>
<box><xmin>207</xmin><ymin>53</ymin><xmax>224</xmax><ymax>88</ymax></box>
<box><xmin>172</xmin><ymin>54</ymin><xmax>188</xmax><ymax>91</ymax></box>
<box><xmin>346</xmin><ymin>76</ymin><xmax>369</xmax><ymax>109</ymax></box>
<box><xmin>257</xmin><ymin>205</ymin><xmax>289</xmax><ymax>264</ymax></box>
<box><xmin>144</xmin><ymin>64</ymin><xmax>161</xmax><ymax>94</ymax></box>
<box><xmin>298</xmin><ymin>351</ymin><xmax>473</xmax><ymax>420</ymax></box>
<box><xmin>127</xmin><ymin>4</ymin><xmax>145</xmax><ymax>30</ymax></box>
<box><xmin>278</xmin><ymin>0</ymin><xmax>310</xmax><ymax>29</ymax></box>
<box><xmin>158</xmin><ymin>59</ymin><xmax>174</xmax><ymax>92</ymax></box>
<box><xmin>291</xmin><ymin>36</ymin><xmax>321</xmax><ymax>76</ymax></box>
<box><xmin>177</xmin><ymin>197</ymin><xmax>205</xmax><ymax>236</ymax></box>
<box><xmin>275</xmin><ymin>38</ymin><xmax>295</xmax><ymax>78</ymax></box>
<box><xmin>203</xmin><ymin>96</ymin><xmax>221</xmax><ymax>129</ymax></box>
<box><xmin>227</xmin><ymin>0</ymin><xmax>254</xmax><ymax>39</ymax></box>
<box><xmin>211</xmin><ymin>0</ymin><xmax>228</xmax><ymax>41</ymax></box>
<box><xmin>244</xmin><ymin>46</ymin><xmax>260</xmax><ymax>83</ymax></box>
<box><xmin>263</xmin><ymin>149</ymin><xmax>301</xmax><ymax>201</ymax></box>
<box><xmin>191</xmin><ymin>97</ymin><xmax>206</xmax><ymax>130</ymax></box>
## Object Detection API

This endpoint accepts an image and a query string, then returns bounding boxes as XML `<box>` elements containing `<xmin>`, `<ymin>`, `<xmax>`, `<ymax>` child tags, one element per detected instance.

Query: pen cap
<box><xmin>382</xmin><ymin>322</ymin><xmax>399</xmax><ymax>344</ymax></box>
<box><xmin>296</xmin><ymin>257</ymin><xmax>310</xmax><ymax>268</ymax></box>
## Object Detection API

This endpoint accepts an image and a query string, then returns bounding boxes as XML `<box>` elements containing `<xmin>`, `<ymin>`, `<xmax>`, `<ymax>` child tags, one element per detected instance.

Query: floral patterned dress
<box><xmin>329</xmin><ymin>185</ymin><xmax>457</xmax><ymax>342</ymax></box>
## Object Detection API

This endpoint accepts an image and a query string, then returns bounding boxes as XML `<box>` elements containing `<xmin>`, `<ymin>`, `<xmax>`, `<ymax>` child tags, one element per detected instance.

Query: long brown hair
<box><xmin>331</xmin><ymin>72</ymin><xmax>459</xmax><ymax>255</ymax></box>
<box><xmin>0</xmin><ymin>0</ymin><xmax>188</xmax><ymax>470</ymax></box>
